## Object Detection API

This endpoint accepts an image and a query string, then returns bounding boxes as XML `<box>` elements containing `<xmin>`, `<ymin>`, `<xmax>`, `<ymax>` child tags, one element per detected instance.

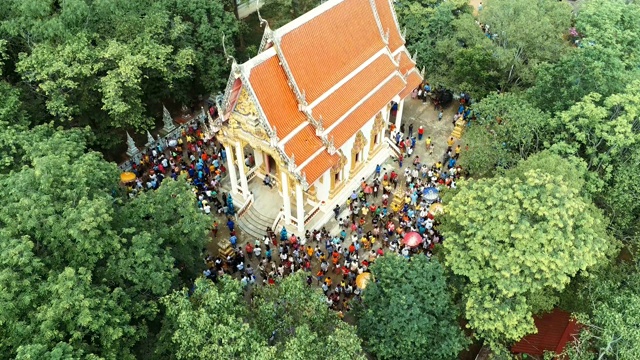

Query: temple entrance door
<box><xmin>265</xmin><ymin>154</ymin><xmax>277</xmax><ymax>175</ymax></box>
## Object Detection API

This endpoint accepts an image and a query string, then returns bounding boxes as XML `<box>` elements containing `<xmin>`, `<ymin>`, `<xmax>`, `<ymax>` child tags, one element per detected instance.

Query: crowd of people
<box><xmin>201</xmin><ymin>96</ymin><xmax>468</xmax><ymax>314</ymax></box>
<box><xmin>124</xmin><ymin>119</ymin><xmax>240</xmax><ymax>220</ymax></box>
<box><xmin>122</xmin><ymin>94</ymin><xmax>469</xmax><ymax>314</ymax></box>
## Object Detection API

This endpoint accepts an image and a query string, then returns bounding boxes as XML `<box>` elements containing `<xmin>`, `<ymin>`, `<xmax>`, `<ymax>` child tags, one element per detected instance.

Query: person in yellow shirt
<box><xmin>455</xmin><ymin>144</ymin><xmax>461</xmax><ymax>159</ymax></box>
<box><xmin>447</xmin><ymin>137</ymin><xmax>455</xmax><ymax>150</ymax></box>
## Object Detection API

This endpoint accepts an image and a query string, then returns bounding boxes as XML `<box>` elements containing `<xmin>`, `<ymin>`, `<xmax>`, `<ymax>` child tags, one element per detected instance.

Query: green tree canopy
<box><xmin>562</xmin><ymin>262</ymin><xmax>640</xmax><ymax>360</ymax></box>
<box><xmin>249</xmin><ymin>272</ymin><xmax>365</xmax><ymax>360</ymax></box>
<box><xmin>527</xmin><ymin>0</ymin><xmax>640</xmax><ymax>114</ymax></box>
<box><xmin>0</xmin><ymin>0</ymin><xmax>238</xmax><ymax>150</ymax></box>
<box><xmin>0</xmin><ymin>125</ymin><xmax>210</xmax><ymax>358</ymax></box>
<box><xmin>399</xmin><ymin>0</ymin><xmax>571</xmax><ymax>97</ymax></box>
<box><xmin>159</xmin><ymin>273</ymin><xmax>365</xmax><ymax>360</ymax></box>
<box><xmin>440</xmin><ymin>152</ymin><xmax>615</xmax><ymax>348</ymax></box>
<box><xmin>355</xmin><ymin>254</ymin><xmax>468</xmax><ymax>360</ymax></box>
<box><xmin>158</xmin><ymin>278</ymin><xmax>269</xmax><ymax>360</ymax></box>
<box><xmin>459</xmin><ymin>92</ymin><xmax>553</xmax><ymax>177</ymax></box>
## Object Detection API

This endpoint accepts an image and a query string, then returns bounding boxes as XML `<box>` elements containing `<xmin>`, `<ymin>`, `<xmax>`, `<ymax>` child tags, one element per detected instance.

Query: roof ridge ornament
<box><xmin>222</xmin><ymin>34</ymin><xmax>236</xmax><ymax>64</ymax></box>
<box><xmin>288</xmin><ymin>153</ymin><xmax>296</xmax><ymax>173</ymax></box>
<box><xmin>316</xmin><ymin>115</ymin><xmax>324</xmax><ymax>136</ymax></box>
<box><xmin>420</xmin><ymin>66</ymin><xmax>425</xmax><ymax>78</ymax></box>
<box><xmin>384</xmin><ymin>28</ymin><xmax>390</xmax><ymax>44</ymax></box>
<box><xmin>369</xmin><ymin>0</ymin><xmax>387</xmax><ymax>45</ymax></box>
<box><xmin>402</xmin><ymin>27</ymin><xmax>407</xmax><ymax>40</ymax></box>
<box><xmin>412</xmin><ymin>50</ymin><xmax>417</xmax><ymax>63</ymax></box>
<box><xmin>270</xmin><ymin>126</ymin><xmax>280</xmax><ymax>147</ymax></box>
<box><xmin>328</xmin><ymin>136</ymin><xmax>336</xmax><ymax>155</ymax></box>
<box><xmin>256</xmin><ymin>0</ymin><xmax>268</xmax><ymax>28</ymax></box>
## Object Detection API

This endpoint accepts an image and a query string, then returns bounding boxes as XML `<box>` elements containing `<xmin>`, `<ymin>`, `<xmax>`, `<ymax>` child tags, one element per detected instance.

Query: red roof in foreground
<box><xmin>511</xmin><ymin>309</ymin><xmax>579</xmax><ymax>357</ymax></box>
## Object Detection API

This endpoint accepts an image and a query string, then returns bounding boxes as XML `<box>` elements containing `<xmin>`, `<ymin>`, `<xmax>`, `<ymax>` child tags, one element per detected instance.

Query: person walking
<box><xmin>417</xmin><ymin>126</ymin><xmax>424</xmax><ymax>140</ymax></box>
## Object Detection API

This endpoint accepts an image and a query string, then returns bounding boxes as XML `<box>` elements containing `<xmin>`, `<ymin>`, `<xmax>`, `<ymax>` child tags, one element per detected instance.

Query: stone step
<box><xmin>237</xmin><ymin>205</ymin><xmax>275</xmax><ymax>241</ymax></box>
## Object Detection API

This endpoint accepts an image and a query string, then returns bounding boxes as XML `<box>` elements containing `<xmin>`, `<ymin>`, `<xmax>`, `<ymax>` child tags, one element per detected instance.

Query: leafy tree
<box><xmin>459</xmin><ymin>93</ymin><xmax>553</xmax><ymax>177</ymax></box>
<box><xmin>561</xmin><ymin>263</ymin><xmax>640</xmax><ymax>360</ymax></box>
<box><xmin>478</xmin><ymin>0</ymin><xmax>572</xmax><ymax>87</ymax></box>
<box><xmin>399</xmin><ymin>0</ymin><xmax>571</xmax><ymax>97</ymax></box>
<box><xmin>250</xmin><ymin>272</ymin><xmax>365</xmax><ymax>360</ymax></box>
<box><xmin>528</xmin><ymin>0</ymin><xmax>640</xmax><ymax>114</ymax></box>
<box><xmin>158</xmin><ymin>278</ymin><xmax>270</xmax><ymax>360</ymax></box>
<box><xmin>602</xmin><ymin>146</ymin><xmax>640</xmax><ymax>242</ymax></box>
<box><xmin>551</xmin><ymin>80</ymin><xmax>640</xmax><ymax>177</ymax></box>
<box><xmin>262</xmin><ymin>0</ymin><xmax>322</xmax><ymax>28</ymax></box>
<box><xmin>440</xmin><ymin>153</ymin><xmax>615</xmax><ymax>348</ymax></box>
<box><xmin>0</xmin><ymin>125</ymin><xmax>210</xmax><ymax>358</ymax></box>
<box><xmin>159</xmin><ymin>273</ymin><xmax>364</xmax><ymax>360</ymax></box>
<box><xmin>355</xmin><ymin>255</ymin><xmax>468</xmax><ymax>360</ymax></box>
<box><xmin>0</xmin><ymin>0</ymin><xmax>238</xmax><ymax>150</ymax></box>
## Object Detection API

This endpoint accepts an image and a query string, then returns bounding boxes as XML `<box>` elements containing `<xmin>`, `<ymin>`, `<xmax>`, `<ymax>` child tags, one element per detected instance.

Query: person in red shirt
<box><xmin>245</xmin><ymin>243</ymin><xmax>254</xmax><ymax>260</ymax></box>
<box><xmin>417</xmin><ymin>126</ymin><xmax>424</xmax><ymax>140</ymax></box>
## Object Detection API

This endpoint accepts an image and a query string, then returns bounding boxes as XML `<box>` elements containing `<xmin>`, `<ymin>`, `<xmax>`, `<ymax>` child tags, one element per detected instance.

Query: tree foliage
<box><xmin>528</xmin><ymin>0</ymin><xmax>640</xmax><ymax>114</ymax></box>
<box><xmin>355</xmin><ymin>255</ymin><xmax>468</xmax><ymax>360</ymax></box>
<box><xmin>459</xmin><ymin>93</ymin><xmax>553</xmax><ymax>177</ymax></box>
<box><xmin>0</xmin><ymin>125</ymin><xmax>210</xmax><ymax>358</ymax></box>
<box><xmin>398</xmin><ymin>0</ymin><xmax>571</xmax><ymax>97</ymax></box>
<box><xmin>159</xmin><ymin>278</ymin><xmax>269</xmax><ymax>360</ymax></box>
<box><xmin>250</xmin><ymin>272</ymin><xmax>365</xmax><ymax>360</ymax></box>
<box><xmin>159</xmin><ymin>273</ymin><xmax>365</xmax><ymax>360</ymax></box>
<box><xmin>0</xmin><ymin>0</ymin><xmax>238</xmax><ymax>150</ymax></box>
<box><xmin>440</xmin><ymin>153</ymin><xmax>614</xmax><ymax>347</ymax></box>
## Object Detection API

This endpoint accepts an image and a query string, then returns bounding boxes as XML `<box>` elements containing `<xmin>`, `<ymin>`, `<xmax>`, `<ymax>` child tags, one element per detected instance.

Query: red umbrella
<box><xmin>364</xmin><ymin>185</ymin><xmax>373</xmax><ymax>194</ymax></box>
<box><xmin>403</xmin><ymin>232</ymin><xmax>423</xmax><ymax>248</ymax></box>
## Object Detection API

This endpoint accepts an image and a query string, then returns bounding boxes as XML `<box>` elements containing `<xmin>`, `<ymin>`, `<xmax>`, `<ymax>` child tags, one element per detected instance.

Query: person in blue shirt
<box><xmin>230</xmin><ymin>234</ymin><xmax>237</xmax><ymax>248</ymax></box>
<box><xmin>375</xmin><ymin>164</ymin><xmax>381</xmax><ymax>177</ymax></box>
<box><xmin>227</xmin><ymin>219</ymin><xmax>235</xmax><ymax>232</ymax></box>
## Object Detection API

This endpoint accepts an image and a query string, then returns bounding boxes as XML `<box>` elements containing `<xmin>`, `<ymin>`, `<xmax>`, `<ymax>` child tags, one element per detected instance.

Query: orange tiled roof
<box><xmin>374</xmin><ymin>0</ymin><xmax>404</xmax><ymax>52</ymax></box>
<box><xmin>249</xmin><ymin>55</ymin><xmax>306</xmax><ymax>140</ymax></box>
<box><xmin>330</xmin><ymin>75</ymin><xmax>406</xmax><ymax>148</ymax></box>
<box><xmin>279</xmin><ymin>0</ymin><xmax>385</xmax><ymax>103</ymax></box>
<box><xmin>511</xmin><ymin>309</ymin><xmax>580</xmax><ymax>356</ymax></box>
<box><xmin>302</xmin><ymin>151</ymin><xmax>339</xmax><ymax>184</ymax></box>
<box><xmin>397</xmin><ymin>50</ymin><xmax>415</xmax><ymax>75</ymax></box>
<box><xmin>400</xmin><ymin>70</ymin><xmax>423</xmax><ymax>99</ymax></box>
<box><xmin>311</xmin><ymin>53</ymin><xmax>397</xmax><ymax>129</ymax></box>
<box><xmin>283</xmin><ymin>124</ymin><xmax>324</xmax><ymax>166</ymax></box>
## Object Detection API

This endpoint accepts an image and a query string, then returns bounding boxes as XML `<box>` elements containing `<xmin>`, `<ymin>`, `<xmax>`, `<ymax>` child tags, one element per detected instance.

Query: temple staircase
<box><xmin>237</xmin><ymin>205</ymin><xmax>275</xmax><ymax>241</ymax></box>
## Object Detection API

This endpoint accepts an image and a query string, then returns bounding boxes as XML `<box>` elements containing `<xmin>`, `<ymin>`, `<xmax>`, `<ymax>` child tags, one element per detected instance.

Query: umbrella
<box><xmin>422</xmin><ymin>187</ymin><xmax>439</xmax><ymax>201</ymax></box>
<box><xmin>356</xmin><ymin>272</ymin><xmax>371</xmax><ymax>289</ymax></box>
<box><xmin>364</xmin><ymin>185</ymin><xmax>373</xmax><ymax>194</ymax></box>
<box><xmin>429</xmin><ymin>203</ymin><xmax>444</xmax><ymax>215</ymax></box>
<box><xmin>120</xmin><ymin>172</ymin><xmax>136</xmax><ymax>183</ymax></box>
<box><xmin>403</xmin><ymin>231</ymin><xmax>424</xmax><ymax>248</ymax></box>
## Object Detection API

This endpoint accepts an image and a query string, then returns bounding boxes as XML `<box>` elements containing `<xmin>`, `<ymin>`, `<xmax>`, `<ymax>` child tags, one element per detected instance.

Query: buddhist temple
<box><xmin>216</xmin><ymin>0</ymin><xmax>423</xmax><ymax>235</ymax></box>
